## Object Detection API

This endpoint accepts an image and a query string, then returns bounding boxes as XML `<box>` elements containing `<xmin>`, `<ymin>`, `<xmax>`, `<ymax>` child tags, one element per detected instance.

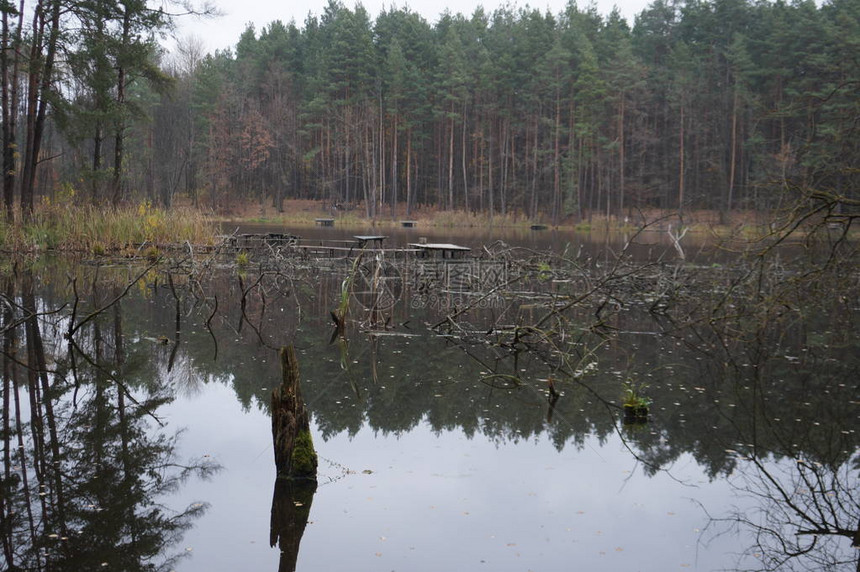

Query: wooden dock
<box><xmin>215</xmin><ymin>233</ymin><xmax>471</xmax><ymax>261</ymax></box>
<box><xmin>293</xmin><ymin>245</ymin><xmax>421</xmax><ymax>259</ymax></box>
<box><xmin>222</xmin><ymin>233</ymin><xmax>300</xmax><ymax>250</ymax></box>
<box><xmin>408</xmin><ymin>243</ymin><xmax>471</xmax><ymax>259</ymax></box>
<box><xmin>353</xmin><ymin>235</ymin><xmax>388</xmax><ymax>249</ymax></box>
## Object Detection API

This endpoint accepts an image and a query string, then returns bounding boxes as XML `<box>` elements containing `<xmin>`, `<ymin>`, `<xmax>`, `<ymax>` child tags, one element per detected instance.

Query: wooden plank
<box><xmin>407</xmin><ymin>242</ymin><xmax>471</xmax><ymax>259</ymax></box>
<box><xmin>408</xmin><ymin>243</ymin><xmax>471</xmax><ymax>252</ymax></box>
<box><xmin>353</xmin><ymin>235</ymin><xmax>387</xmax><ymax>249</ymax></box>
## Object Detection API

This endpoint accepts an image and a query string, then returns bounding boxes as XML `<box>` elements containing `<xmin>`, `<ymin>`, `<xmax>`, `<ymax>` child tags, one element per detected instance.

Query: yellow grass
<box><xmin>0</xmin><ymin>202</ymin><xmax>219</xmax><ymax>253</ymax></box>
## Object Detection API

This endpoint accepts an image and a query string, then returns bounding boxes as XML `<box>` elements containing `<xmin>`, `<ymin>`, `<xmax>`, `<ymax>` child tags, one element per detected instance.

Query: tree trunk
<box><xmin>552</xmin><ymin>87</ymin><xmax>561</xmax><ymax>225</ymax></box>
<box><xmin>461</xmin><ymin>100</ymin><xmax>469</xmax><ymax>212</ymax></box>
<box><xmin>447</xmin><ymin>114</ymin><xmax>454</xmax><ymax>210</ymax></box>
<box><xmin>678</xmin><ymin>99</ymin><xmax>685</xmax><ymax>214</ymax></box>
<box><xmin>405</xmin><ymin>129</ymin><xmax>412</xmax><ymax>216</ymax></box>
<box><xmin>271</xmin><ymin>345</ymin><xmax>317</xmax><ymax>481</ymax></box>
<box><xmin>391</xmin><ymin>113</ymin><xmax>398</xmax><ymax>218</ymax></box>
<box><xmin>111</xmin><ymin>3</ymin><xmax>132</xmax><ymax>208</ymax></box>
<box><xmin>21</xmin><ymin>0</ymin><xmax>61</xmax><ymax>219</ymax></box>
<box><xmin>1</xmin><ymin>0</ymin><xmax>22</xmax><ymax>222</ymax></box>
<box><xmin>488</xmin><ymin>123</ymin><xmax>494</xmax><ymax>221</ymax></box>
<box><xmin>619</xmin><ymin>92</ymin><xmax>626</xmax><ymax>217</ymax></box>
<box><xmin>728</xmin><ymin>90</ymin><xmax>738</xmax><ymax>212</ymax></box>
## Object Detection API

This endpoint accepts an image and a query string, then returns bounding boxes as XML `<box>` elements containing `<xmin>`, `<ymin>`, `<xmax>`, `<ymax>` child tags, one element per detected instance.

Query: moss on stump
<box><xmin>290</xmin><ymin>430</ymin><xmax>318</xmax><ymax>478</ymax></box>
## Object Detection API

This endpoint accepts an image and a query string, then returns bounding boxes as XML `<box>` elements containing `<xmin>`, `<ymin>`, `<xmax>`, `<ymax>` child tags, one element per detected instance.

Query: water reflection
<box><xmin>699</xmin><ymin>341</ymin><xmax>860</xmax><ymax>571</ymax></box>
<box><xmin>716</xmin><ymin>449</ymin><xmax>860</xmax><ymax>571</ymax></box>
<box><xmin>269</xmin><ymin>479</ymin><xmax>316</xmax><ymax>572</ymax></box>
<box><xmin>1</xmin><ymin>228</ymin><xmax>857</xmax><ymax>571</ymax></box>
<box><xmin>1</xmin><ymin>267</ymin><xmax>217</xmax><ymax>570</ymax></box>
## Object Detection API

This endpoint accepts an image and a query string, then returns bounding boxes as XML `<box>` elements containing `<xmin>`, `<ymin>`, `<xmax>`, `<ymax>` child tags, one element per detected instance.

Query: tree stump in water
<box><xmin>271</xmin><ymin>345</ymin><xmax>317</xmax><ymax>481</ymax></box>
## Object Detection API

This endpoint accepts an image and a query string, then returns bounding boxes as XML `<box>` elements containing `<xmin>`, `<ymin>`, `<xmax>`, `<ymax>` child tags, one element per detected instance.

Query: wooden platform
<box><xmin>315</xmin><ymin>218</ymin><xmax>335</xmax><ymax>226</ymax></box>
<box><xmin>353</xmin><ymin>235</ymin><xmax>387</xmax><ymax>249</ymax></box>
<box><xmin>408</xmin><ymin>243</ymin><xmax>471</xmax><ymax>259</ymax></box>
<box><xmin>213</xmin><ymin>233</ymin><xmax>472</xmax><ymax>261</ymax></box>
<box><xmin>222</xmin><ymin>233</ymin><xmax>300</xmax><ymax>250</ymax></box>
<box><xmin>293</xmin><ymin>245</ymin><xmax>420</xmax><ymax>259</ymax></box>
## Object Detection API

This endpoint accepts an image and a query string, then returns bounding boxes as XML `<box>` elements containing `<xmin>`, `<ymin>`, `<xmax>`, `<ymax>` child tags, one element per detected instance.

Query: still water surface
<box><xmin>2</xmin><ymin>225</ymin><xmax>857</xmax><ymax>571</ymax></box>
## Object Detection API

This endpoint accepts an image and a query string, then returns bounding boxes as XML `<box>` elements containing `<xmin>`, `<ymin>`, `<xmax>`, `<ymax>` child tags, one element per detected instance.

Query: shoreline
<box><xmin>0</xmin><ymin>198</ymin><xmax>846</xmax><ymax>255</ymax></box>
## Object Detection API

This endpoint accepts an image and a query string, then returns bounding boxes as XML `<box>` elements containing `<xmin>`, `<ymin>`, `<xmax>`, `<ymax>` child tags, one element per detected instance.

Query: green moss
<box><xmin>290</xmin><ymin>430</ymin><xmax>318</xmax><ymax>478</ymax></box>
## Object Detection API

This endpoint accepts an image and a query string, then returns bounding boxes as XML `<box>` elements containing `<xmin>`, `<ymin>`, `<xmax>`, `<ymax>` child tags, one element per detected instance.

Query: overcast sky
<box><xmin>168</xmin><ymin>0</ymin><xmax>653</xmax><ymax>55</ymax></box>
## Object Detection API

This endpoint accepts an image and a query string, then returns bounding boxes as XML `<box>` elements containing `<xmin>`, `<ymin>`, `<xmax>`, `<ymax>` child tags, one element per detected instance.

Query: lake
<box><xmin>2</xmin><ymin>224</ymin><xmax>858</xmax><ymax>571</ymax></box>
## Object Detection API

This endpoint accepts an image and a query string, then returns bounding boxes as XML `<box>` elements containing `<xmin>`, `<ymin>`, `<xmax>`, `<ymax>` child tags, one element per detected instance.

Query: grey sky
<box><xmin>169</xmin><ymin>0</ymin><xmax>652</xmax><ymax>55</ymax></box>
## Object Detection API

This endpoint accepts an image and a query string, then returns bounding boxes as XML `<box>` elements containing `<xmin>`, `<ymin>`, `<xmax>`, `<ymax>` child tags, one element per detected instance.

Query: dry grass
<box><xmin>215</xmin><ymin>199</ymin><xmax>776</xmax><ymax>234</ymax></box>
<box><xmin>0</xmin><ymin>202</ymin><xmax>218</xmax><ymax>253</ymax></box>
<box><xmin>0</xmin><ymin>196</ymin><xmax>786</xmax><ymax>255</ymax></box>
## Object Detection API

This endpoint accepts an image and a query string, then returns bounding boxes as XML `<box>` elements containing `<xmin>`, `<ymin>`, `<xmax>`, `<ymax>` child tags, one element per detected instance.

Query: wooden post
<box><xmin>271</xmin><ymin>345</ymin><xmax>317</xmax><ymax>481</ymax></box>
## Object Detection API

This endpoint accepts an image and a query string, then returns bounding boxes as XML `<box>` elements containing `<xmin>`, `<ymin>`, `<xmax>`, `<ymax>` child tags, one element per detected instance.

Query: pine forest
<box><xmin>1</xmin><ymin>0</ymin><xmax>858</xmax><ymax>223</ymax></box>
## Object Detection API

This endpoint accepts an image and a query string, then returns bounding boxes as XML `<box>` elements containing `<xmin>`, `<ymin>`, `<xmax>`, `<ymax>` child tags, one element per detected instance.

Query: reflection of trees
<box><xmin>1</xmin><ymin>267</ymin><xmax>217</xmax><ymax>570</ymax></box>
<box><xmin>70</xmin><ymin>259</ymin><xmax>854</xmax><ymax>483</ymax></box>
<box><xmin>3</xmin><ymin>248</ymin><xmax>857</xmax><ymax>567</ymax></box>
<box><xmin>712</xmin><ymin>451</ymin><xmax>860</xmax><ymax>571</ymax></box>
<box><xmin>695</xmin><ymin>314</ymin><xmax>860</xmax><ymax>570</ymax></box>
<box><xmin>0</xmin><ymin>229</ymin><xmax>855</xmax><ymax>570</ymax></box>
